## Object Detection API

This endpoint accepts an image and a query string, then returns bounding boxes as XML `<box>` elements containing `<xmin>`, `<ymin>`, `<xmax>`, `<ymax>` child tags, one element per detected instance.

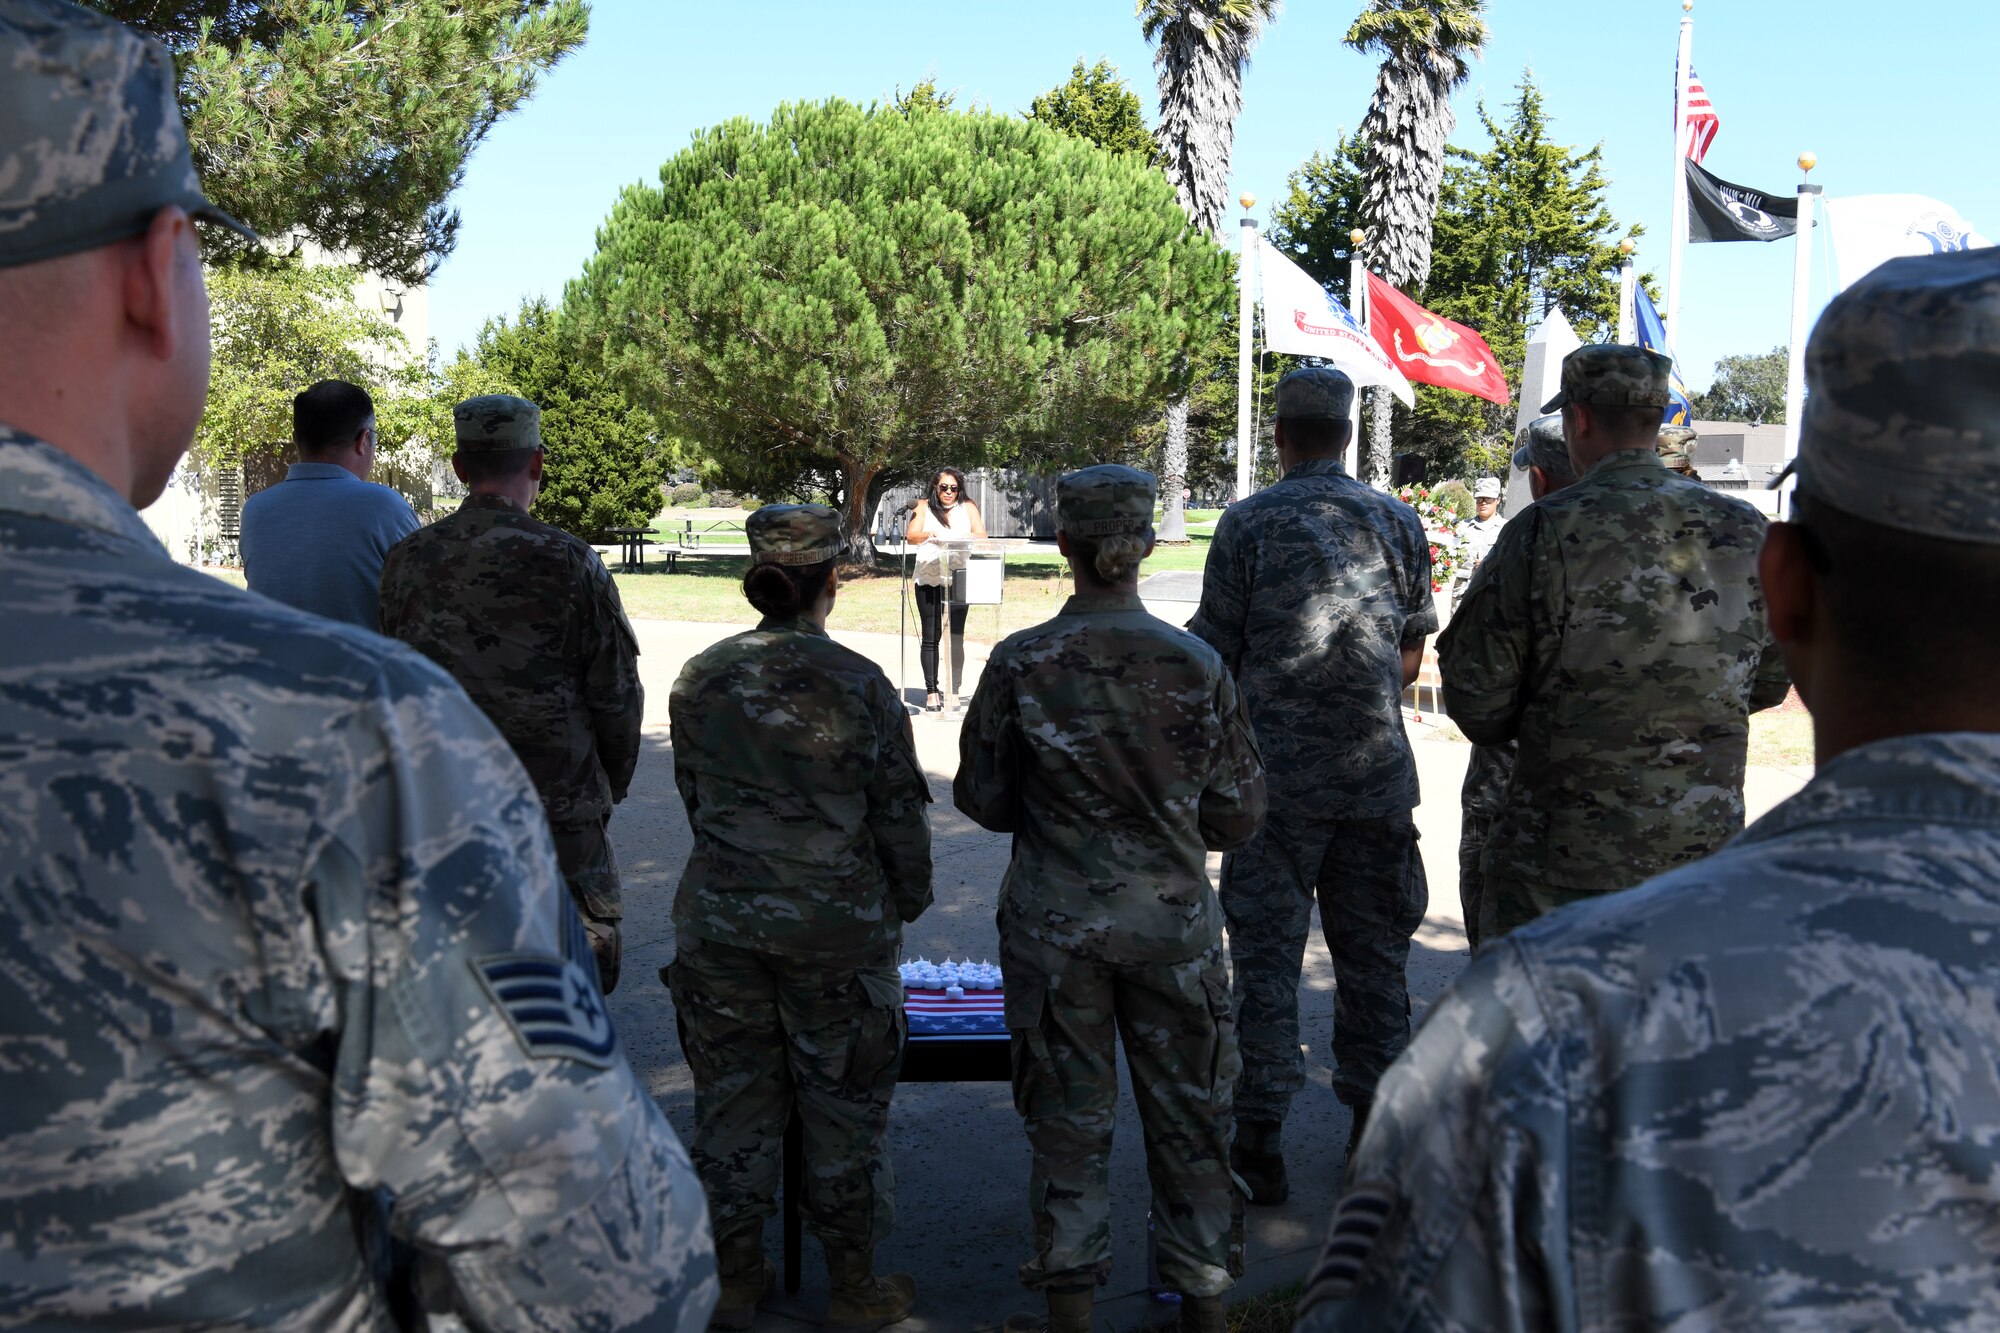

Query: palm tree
<box><xmin>1345</xmin><ymin>0</ymin><xmax>1488</xmax><ymax>484</ymax></box>
<box><xmin>1139</xmin><ymin>0</ymin><xmax>1279</xmax><ymax>536</ymax></box>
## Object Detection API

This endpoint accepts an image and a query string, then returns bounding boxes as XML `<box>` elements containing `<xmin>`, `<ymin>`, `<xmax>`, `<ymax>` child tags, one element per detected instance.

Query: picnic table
<box><xmin>675</xmin><ymin>518</ymin><xmax>747</xmax><ymax>548</ymax></box>
<box><xmin>604</xmin><ymin>527</ymin><xmax>676</xmax><ymax>573</ymax></box>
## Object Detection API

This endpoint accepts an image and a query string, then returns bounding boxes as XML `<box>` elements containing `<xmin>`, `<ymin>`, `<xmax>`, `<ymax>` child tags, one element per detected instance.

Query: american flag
<box><xmin>1681</xmin><ymin>66</ymin><xmax>1719</xmax><ymax>163</ymax></box>
<box><xmin>905</xmin><ymin>986</ymin><xmax>1006</xmax><ymax>1037</ymax></box>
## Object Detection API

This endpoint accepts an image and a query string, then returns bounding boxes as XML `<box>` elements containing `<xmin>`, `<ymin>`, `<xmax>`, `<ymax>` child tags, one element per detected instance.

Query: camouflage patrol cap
<box><xmin>1540</xmin><ymin>344</ymin><xmax>1673</xmax><ymax>414</ymax></box>
<box><xmin>1</xmin><ymin>0</ymin><xmax>256</xmax><ymax>269</ymax></box>
<box><xmin>1472</xmin><ymin>477</ymin><xmax>1502</xmax><ymax>500</ymax></box>
<box><xmin>1057</xmin><ymin>464</ymin><xmax>1155</xmax><ymax>538</ymax></box>
<box><xmin>1773</xmin><ymin>247</ymin><xmax>2000</xmax><ymax>545</ymax></box>
<box><xmin>453</xmin><ymin>395</ymin><xmax>542</xmax><ymax>452</ymax></box>
<box><xmin>1273</xmin><ymin>366</ymin><xmax>1356</xmax><ymax>420</ymax></box>
<box><xmin>1656</xmin><ymin>425</ymin><xmax>1699</xmax><ymax>471</ymax></box>
<box><xmin>1510</xmin><ymin>413</ymin><xmax>1573</xmax><ymax>478</ymax></box>
<box><xmin>747</xmin><ymin>503</ymin><xmax>843</xmax><ymax>566</ymax></box>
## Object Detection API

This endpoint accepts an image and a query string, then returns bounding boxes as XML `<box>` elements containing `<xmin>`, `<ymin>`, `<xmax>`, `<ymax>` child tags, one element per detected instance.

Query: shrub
<box><xmin>707</xmin><ymin>488</ymin><xmax>739</xmax><ymax>508</ymax></box>
<box><xmin>739</xmin><ymin>495</ymin><xmax>760</xmax><ymax>511</ymax></box>
<box><xmin>1434</xmin><ymin>479</ymin><xmax>1474</xmax><ymax>523</ymax></box>
<box><xmin>668</xmin><ymin>481</ymin><xmax>704</xmax><ymax>506</ymax></box>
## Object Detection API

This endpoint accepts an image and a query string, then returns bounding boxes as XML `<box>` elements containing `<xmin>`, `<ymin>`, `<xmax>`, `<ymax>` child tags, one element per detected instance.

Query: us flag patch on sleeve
<box><xmin>1301</xmin><ymin>1183</ymin><xmax>1396</xmax><ymax>1307</ymax></box>
<box><xmin>473</xmin><ymin>901</ymin><xmax>618</xmax><ymax>1067</ymax></box>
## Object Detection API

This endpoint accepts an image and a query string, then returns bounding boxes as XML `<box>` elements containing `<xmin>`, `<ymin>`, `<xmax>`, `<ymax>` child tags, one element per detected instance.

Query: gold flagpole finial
<box><xmin>1619</xmin><ymin>238</ymin><xmax>1637</xmax><ymax>256</ymax></box>
<box><xmin>1797</xmin><ymin>151</ymin><xmax>1818</xmax><ymax>176</ymax></box>
<box><xmin>1240</xmin><ymin>193</ymin><xmax>1257</xmax><ymax>211</ymax></box>
<box><xmin>1348</xmin><ymin>228</ymin><xmax>1365</xmax><ymax>247</ymax></box>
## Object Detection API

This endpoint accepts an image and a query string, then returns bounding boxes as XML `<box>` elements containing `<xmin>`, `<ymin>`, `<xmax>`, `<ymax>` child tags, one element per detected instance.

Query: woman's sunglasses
<box><xmin>937</xmin><ymin>483</ymin><xmax>959</xmax><ymax>493</ymax></box>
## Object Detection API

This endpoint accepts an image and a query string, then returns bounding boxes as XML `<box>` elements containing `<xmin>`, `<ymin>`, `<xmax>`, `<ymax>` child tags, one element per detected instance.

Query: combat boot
<box><xmin>1001</xmin><ymin>1283</ymin><xmax>1094</xmax><ymax>1333</ymax></box>
<box><xmin>1232</xmin><ymin>1117</ymin><xmax>1288</xmax><ymax>1205</ymax></box>
<box><xmin>709</xmin><ymin>1229</ymin><xmax>773</xmax><ymax>1331</ymax></box>
<box><xmin>823</xmin><ymin>1245</ymin><xmax>916</xmax><ymax>1333</ymax></box>
<box><xmin>1178</xmin><ymin>1294</ymin><xmax>1226</xmax><ymax>1333</ymax></box>
<box><xmin>1341</xmin><ymin>1099</ymin><xmax>1374</xmax><ymax>1172</ymax></box>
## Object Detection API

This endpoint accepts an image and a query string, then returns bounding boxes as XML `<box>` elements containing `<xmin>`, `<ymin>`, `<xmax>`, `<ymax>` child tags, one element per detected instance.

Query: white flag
<box><xmin>1822</xmin><ymin>194</ymin><xmax>1992</xmax><ymax>290</ymax></box>
<box><xmin>1256</xmin><ymin>242</ymin><xmax>1414</xmax><ymax>405</ymax></box>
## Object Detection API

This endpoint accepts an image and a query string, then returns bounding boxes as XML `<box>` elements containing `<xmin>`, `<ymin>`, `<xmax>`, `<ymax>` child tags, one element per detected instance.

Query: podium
<box><xmin>900</xmin><ymin>536</ymin><xmax>1008</xmax><ymax>713</ymax></box>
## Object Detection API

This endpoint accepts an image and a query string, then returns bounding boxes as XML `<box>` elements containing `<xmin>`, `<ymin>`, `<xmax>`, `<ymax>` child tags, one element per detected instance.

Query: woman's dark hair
<box><xmin>925</xmin><ymin>466</ymin><xmax>969</xmax><ymax>527</ymax></box>
<box><xmin>742</xmin><ymin>558</ymin><xmax>836</xmax><ymax>618</ymax></box>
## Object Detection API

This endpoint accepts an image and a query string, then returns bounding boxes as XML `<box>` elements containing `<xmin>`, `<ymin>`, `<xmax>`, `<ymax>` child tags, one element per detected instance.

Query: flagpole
<box><xmin>1617</xmin><ymin>238</ymin><xmax>1638</xmax><ymax>343</ymax></box>
<box><xmin>1349</xmin><ymin>227</ymin><xmax>1367</xmax><ymax>479</ymax></box>
<box><xmin>1666</xmin><ymin>0</ymin><xmax>1694</xmax><ymax>347</ymax></box>
<box><xmin>1782</xmin><ymin>153</ymin><xmax>1822</xmax><ymax>473</ymax></box>
<box><xmin>1236</xmin><ymin>194</ymin><xmax>1258</xmax><ymax>502</ymax></box>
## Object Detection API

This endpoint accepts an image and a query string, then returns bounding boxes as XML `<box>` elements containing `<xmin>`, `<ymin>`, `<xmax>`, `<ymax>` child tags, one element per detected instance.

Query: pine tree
<box><xmin>85</xmin><ymin>0</ymin><xmax>586</xmax><ymax>282</ymax></box>
<box><xmin>426</xmin><ymin>301</ymin><xmax>670</xmax><ymax>539</ymax></box>
<box><xmin>1027</xmin><ymin>59</ymin><xmax>1156</xmax><ymax>158</ymax></box>
<box><xmin>567</xmin><ymin>98</ymin><xmax>1231</xmax><ymax>559</ymax></box>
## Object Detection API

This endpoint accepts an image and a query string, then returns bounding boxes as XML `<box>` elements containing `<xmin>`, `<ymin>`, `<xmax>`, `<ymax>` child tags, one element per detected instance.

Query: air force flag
<box><xmin>1632</xmin><ymin>284</ymin><xmax>1697</xmax><ymax>427</ymax></box>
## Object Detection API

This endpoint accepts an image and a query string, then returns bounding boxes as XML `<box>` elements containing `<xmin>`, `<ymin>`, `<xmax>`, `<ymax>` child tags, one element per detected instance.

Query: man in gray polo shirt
<box><xmin>239</xmin><ymin>379</ymin><xmax>418</xmax><ymax>631</ymax></box>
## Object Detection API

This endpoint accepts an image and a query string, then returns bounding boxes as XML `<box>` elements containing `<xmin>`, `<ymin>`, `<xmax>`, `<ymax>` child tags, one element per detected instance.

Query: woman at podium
<box><xmin>905</xmin><ymin>466</ymin><xmax>987</xmax><ymax>710</ymax></box>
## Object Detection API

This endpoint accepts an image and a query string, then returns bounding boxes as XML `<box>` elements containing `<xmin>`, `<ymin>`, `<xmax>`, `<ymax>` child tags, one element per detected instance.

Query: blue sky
<box><xmin>426</xmin><ymin>0</ymin><xmax>1995</xmax><ymax>393</ymax></box>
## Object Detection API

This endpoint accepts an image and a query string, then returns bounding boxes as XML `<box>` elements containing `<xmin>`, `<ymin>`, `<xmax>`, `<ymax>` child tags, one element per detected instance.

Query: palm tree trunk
<box><xmin>1368</xmin><ymin>387</ymin><xmax>1394</xmax><ymax>487</ymax></box>
<box><xmin>1158</xmin><ymin>396</ymin><xmax>1190</xmax><ymax>541</ymax></box>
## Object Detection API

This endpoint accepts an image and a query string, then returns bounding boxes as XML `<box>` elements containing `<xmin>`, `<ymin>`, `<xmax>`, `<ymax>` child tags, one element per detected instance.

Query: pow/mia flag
<box><xmin>1686</xmin><ymin>159</ymin><xmax>1798</xmax><ymax>243</ymax></box>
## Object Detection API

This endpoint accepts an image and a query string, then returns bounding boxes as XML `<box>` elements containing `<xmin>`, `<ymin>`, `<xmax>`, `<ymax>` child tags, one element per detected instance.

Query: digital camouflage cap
<box><xmin>1472</xmin><ymin>477</ymin><xmax>1502</xmax><ymax>500</ymax></box>
<box><xmin>1656</xmin><ymin>425</ymin><xmax>1699</xmax><ymax>470</ymax></box>
<box><xmin>453</xmin><ymin>395</ymin><xmax>542</xmax><ymax>453</ymax></box>
<box><xmin>1775</xmin><ymin>247</ymin><xmax>2000</xmax><ymax>545</ymax></box>
<box><xmin>1540</xmin><ymin>344</ymin><xmax>1673</xmax><ymax>414</ymax></box>
<box><xmin>1511</xmin><ymin>413</ymin><xmax>1574</xmax><ymax>479</ymax></box>
<box><xmin>0</xmin><ymin>0</ymin><xmax>256</xmax><ymax>269</ymax></box>
<box><xmin>1273</xmin><ymin>366</ymin><xmax>1356</xmax><ymax>421</ymax></box>
<box><xmin>1058</xmin><ymin>464</ymin><xmax>1155</xmax><ymax>538</ymax></box>
<box><xmin>747</xmin><ymin>503</ymin><xmax>843</xmax><ymax>566</ymax></box>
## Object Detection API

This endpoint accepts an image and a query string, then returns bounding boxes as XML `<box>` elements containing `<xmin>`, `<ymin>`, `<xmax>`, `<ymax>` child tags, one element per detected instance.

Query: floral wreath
<box><xmin>1394</xmin><ymin>484</ymin><xmax>1462</xmax><ymax>592</ymax></box>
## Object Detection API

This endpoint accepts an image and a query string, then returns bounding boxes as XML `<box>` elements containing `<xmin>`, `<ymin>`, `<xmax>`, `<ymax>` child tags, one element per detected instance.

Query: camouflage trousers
<box><xmin>1457</xmin><ymin>812</ymin><xmax>1495</xmax><ymax>952</ymax></box>
<box><xmin>551</xmin><ymin>816</ymin><xmax>622</xmax><ymax>993</ymax></box>
<box><xmin>1220</xmin><ymin>815</ymin><xmax>1428</xmax><ymax>1118</ymax></box>
<box><xmin>1000</xmin><ymin>928</ymin><xmax>1243</xmax><ymax>1299</ymax></box>
<box><xmin>666</xmin><ymin>933</ymin><xmax>905</xmax><ymax>1252</ymax></box>
<box><xmin>1477</xmin><ymin>874</ymin><xmax>1599</xmax><ymax>943</ymax></box>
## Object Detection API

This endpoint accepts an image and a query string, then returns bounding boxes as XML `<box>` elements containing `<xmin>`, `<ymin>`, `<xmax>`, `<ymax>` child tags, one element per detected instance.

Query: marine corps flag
<box><xmin>1685</xmin><ymin>159</ymin><xmax>1797</xmax><ymax>243</ymax></box>
<box><xmin>1364</xmin><ymin>274</ymin><xmax>1510</xmax><ymax>405</ymax></box>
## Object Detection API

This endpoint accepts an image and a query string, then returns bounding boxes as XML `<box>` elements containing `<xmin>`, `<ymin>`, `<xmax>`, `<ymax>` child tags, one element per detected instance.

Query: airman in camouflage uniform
<box><xmin>1186</xmin><ymin>368</ymin><xmax>1438</xmax><ymax>1193</ymax></box>
<box><xmin>668</xmin><ymin>503</ymin><xmax>934</xmax><ymax>1332</ymax></box>
<box><xmin>1455</xmin><ymin>415</ymin><xmax>1577</xmax><ymax>948</ymax></box>
<box><xmin>379</xmin><ymin>395</ymin><xmax>642</xmax><ymax>991</ymax></box>
<box><xmin>1297</xmin><ymin>244</ymin><xmax>2000</xmax><ymax>1333</ymax></box>
<box><xmin>0</xmin><ymin>6</ymin><xmax>715</xmax><ymax>1325</ymax></box>
<box><xmin>1438</xmin><ymin>346</ymin><xmax>1789</xmax><ymax>942</ymax></box>
<box><xmin>955</xmin><ymin>465</ymin><xmax>1266</xmax><ymax>1333</ymax></box>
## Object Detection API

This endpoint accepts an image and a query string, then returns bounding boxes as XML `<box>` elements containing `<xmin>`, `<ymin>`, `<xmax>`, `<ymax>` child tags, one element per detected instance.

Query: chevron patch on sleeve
<box><xmin>474</xmin><ymin>950</ymin><xmax>618</xmax><ymax>1068</ymax></box>
<box><xmin>1302</xmin><ymin>1183</ymin><xmax>1396</xmax><ymax>1305</ymax></box>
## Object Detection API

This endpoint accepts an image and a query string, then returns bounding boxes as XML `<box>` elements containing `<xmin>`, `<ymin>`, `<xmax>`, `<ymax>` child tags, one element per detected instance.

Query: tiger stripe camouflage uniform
<box><xmin>379</xmin><ymin>396</ymin><xmax>642</xmax><ymax>991</ymax></box>
<box><xmin>1299</xmin><ymin>245</ymin><xmax>2000</xmax><ymax>1333</ymax></box>
<box><xmin>1437</xmin><ymin>346</ymin><xmax>1789</xmax><ymax>941</ymax></box>
<box><xmin>1187</xmin><ymin>369</ymin><xmax>1437</xmax><ymax>1137</ymax></box>
<box><xmin>0</xmin><ymin>8</ymin><xmax>713</xmax><ymax>1325</ymax></box>
<box><xmin>0</xmin><ymin>429</ymin><xmax>716</xmax><ymax>1329</ymax></box>
<box><xmin>955</xmin><ymin>466</ymin><xmax>1267</xmax><ymax>1306</ymax></box>
<box><xmin>666</xmin><ymin>504</ymin><xmax>933</xmax><ymax>1298</ymax></box>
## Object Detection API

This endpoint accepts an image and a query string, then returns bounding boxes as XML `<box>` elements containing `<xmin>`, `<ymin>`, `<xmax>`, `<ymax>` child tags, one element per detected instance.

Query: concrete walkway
<box><xmin>608</xmin><ymin>618</ymin><xmax>1810</xmax><ymax>1332</ymax></box>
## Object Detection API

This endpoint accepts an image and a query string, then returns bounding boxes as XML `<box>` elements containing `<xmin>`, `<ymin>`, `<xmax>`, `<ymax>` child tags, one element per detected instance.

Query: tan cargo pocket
<box><xmin>1004</xmin><ymin>978</ymin><xmax>1056</xmax><ymax>1117</ymax></box>
<box><xmin>844</xmin><ymin>967</ymin><xmax>908</xmax><ymax>1096</ymax></box>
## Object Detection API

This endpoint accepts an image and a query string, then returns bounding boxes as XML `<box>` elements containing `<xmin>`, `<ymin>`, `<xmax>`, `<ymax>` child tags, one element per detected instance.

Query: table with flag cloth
<box><xmin>778</xmin><ymin>984</ymin><xmax>1011</xmax><ymax>1292</ymax></box>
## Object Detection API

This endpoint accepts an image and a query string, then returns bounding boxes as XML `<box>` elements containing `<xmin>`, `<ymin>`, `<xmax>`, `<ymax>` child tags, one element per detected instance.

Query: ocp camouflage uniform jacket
<box><xmin>1437</xmin><ymin>447</ymin><xmax>1789</xmax><ymax>894</ymax></box>
<box><xmin>668</xmin><ymin>616</ymin><xmax>932</xmax><ymax>963</ymax></box>
<box><xmin>1296</xmin><ymin>731</ymin><xmax>2000</xmax><ymax>1330</ymax></box>
<box><xmin>954</xmin><ymin>589</ymin><xmax>1267</xmax><ymax>963</ymax></box>
<box><xmin>0</xmin><ymin>430</ymin><xmax>715</xmax><ymax>1329</ymax></box>
<box><xmin>380</xmin><ymin>493</ymin><xmax>643</xmax><ymax>830</ymax></box>
<box><xmin>1188</xmin><ymin>457</ymin><xmax>1437</xmax><ymax>821</ymax></box>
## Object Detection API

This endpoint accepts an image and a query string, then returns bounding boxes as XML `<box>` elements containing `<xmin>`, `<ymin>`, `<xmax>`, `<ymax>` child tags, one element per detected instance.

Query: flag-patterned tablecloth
<box><xmin>905</xmin><ymin>986</ymin><xmax>1006</xmax><ymax>1037</ymax></box>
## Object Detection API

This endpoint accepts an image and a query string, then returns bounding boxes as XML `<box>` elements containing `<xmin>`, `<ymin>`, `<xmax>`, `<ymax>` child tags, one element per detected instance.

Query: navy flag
<box><xmin>1686</xmin><ymin>160</ymin><xmax>1798</xmax><ymax>243</ymax></box>
<box><xmin>1632</xmin><ymin>285</ymin><xmax>1697</xmax><ymax>427</ymax></box>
